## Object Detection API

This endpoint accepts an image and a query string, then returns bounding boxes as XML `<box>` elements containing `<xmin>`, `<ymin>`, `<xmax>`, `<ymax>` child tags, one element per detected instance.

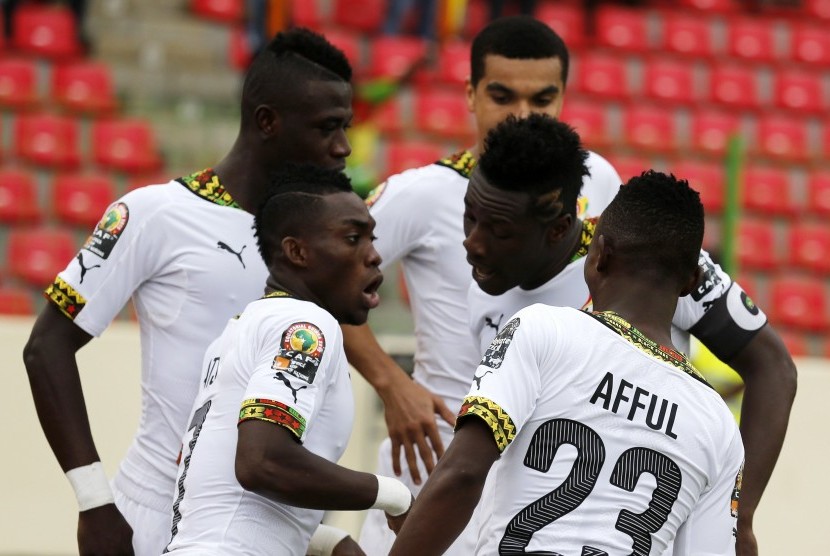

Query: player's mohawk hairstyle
<box><xmin>264</xmin><ymin>27</ymin><xmax>352</xmax><ymax>82</ymax></box>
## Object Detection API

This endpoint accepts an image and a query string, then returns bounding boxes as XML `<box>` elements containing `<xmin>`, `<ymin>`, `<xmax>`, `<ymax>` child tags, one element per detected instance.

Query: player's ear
<box><xmin>465</xmin><ymin>78</ymin><xmax>476</xmax><ymax>113</ymax></box>
<box><xmin>594</xmin><ymin>234</ymin><xmax>612</xmax><ymax>273</ymax></box>
<box><xmin>254</xmin><ymin>104</ymin><xmax>280</xmax><ymax>139</ymax></box>
<box><xmin>545</xmin><ymin>212</ymin><xmax>573</xmax><ymax>245</ymax></box>
<box><xmin>281</xmin><ymin>236</ymin><xmax>308</xmax><ymax>268</ymax></box>
<box><xmin>679</xmin><ymin>264</ymin><xmax>703</xmax><ymax>297</ymax></box>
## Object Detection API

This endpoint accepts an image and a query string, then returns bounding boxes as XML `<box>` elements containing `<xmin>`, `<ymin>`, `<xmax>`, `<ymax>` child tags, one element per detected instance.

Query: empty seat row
<box><xmin>0</xmin><ymin>3</ymin><xmax>85</xmax><ymax>60</ymax></box>
<box><xmin>737</xmin><ymin>221</ymin><xmax>830</xmax><ymax>275</ymax></box>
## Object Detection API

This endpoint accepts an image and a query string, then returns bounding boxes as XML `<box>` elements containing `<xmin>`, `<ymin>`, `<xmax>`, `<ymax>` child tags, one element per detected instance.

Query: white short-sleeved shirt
<box><xmin>460</xmin><ymin>306</ymin><xmax>743</xmax><ymax>555</ymax></box>
<box><xmin>45</xmin><ymin>170</ymin><xmax>268</xmax><ymax>513</ymax></box>
<box><xmin>469</xmin><ymin>238</ymin><xmax>768</xmax><ymax>362</ymax></box>
<box><xmin>367</xmin><ymin>150</ymin><xmax>620</xmax><ymax>416</ymax></box>
<box><xmin>164</xmin><ymin>294</ymin><xmax>354</xmax><ymax>555</ymax></box>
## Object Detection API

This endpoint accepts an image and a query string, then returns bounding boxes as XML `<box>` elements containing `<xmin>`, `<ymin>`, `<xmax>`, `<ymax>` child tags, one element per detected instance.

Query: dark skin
<box><xmin>390</xmin><ymin>231</ymin><xmax>701</xmax><ymax>555</ymax></box>
<box><xmin>21</xmin><ymin>77</ymin><xmax>353</xmax><ymax>555</ymax></box>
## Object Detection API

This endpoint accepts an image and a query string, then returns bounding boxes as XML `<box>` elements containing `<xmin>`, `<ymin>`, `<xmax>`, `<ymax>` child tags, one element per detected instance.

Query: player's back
<box><xmin>473</xmin><ymin>305</ymin><xmax>742</xmax><ymax>555</ymax></box>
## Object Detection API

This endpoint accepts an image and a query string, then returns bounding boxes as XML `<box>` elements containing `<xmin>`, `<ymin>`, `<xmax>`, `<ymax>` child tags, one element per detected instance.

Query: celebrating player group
<box><xmin>23</xmin><ymin>13</ymin><xmax>794</xmax><ymax>556</ymax></box>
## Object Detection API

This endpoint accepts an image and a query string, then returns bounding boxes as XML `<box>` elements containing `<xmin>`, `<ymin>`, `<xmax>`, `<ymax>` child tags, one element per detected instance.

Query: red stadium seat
<box><xmin>769</xmin><ymin>277</ymin><xmax>829</xmax><ymax>331</ymax></box>
<box><xmin>51</xmin><ymin>173</ymin><xmax>117</xmax><ymax>228</ymax></box>
<box><xmin>807</xmin><ymin>171</ymin><xmax>830</xmax><ymax>216</ymax></box>
<box><xmin>384</xmin><ymin>140</ymin><xmax>443</xmax><ymax>178</ymax></box>
<box><xmin>790</xmin><ymin>24</ymin><xmax>830</xmax><ymax>66</ymax></box>
<box><xmin>777</xmin><ymin>329</ymin><xmax>809</xmax><ymax>358</ymax></box>
<box><xmin>754</xmin><ymin>116</ymin><xmax>810</xmax><ymax>161</ymax></box>
<box><xmin>14</xmin><ymin>113</ymin><xmax>81</xmax><ymax>168</ymax></box>
<box><xmin>291</xmin><ymin>0</ymin><xmax>321</xmax><ymax>28</ymax></box>
<box><xmin>676</xmin><ymin>0</ymin><xmax>742</xmax><ymax>12</ymax></box>
<box><xmin>91</xmin><ymin>119</ymin><xmax>162</xmax><ymax>174</ymax></box>
<box><xmin>7</xmin><ymin>228</ymin><xmax>76</xmax><ymax>287</ymax></box>
<box><xmin>11</xmin><ymin>3</ymin><xmax>83</xmax><ymax>59</ymax></box>
<box><xmin>560</xmin><ymin>100</ymin><xmax>611</xmax><ymax>149</ymax></box>
<box><xmin>606</xmin><ymin>156</ymin><xmax>650</xmax><ymax>183</ymax></box>
<box><xmin>772</xmin><ymin>71</ymin><xmax>825</xmax><ymax>114</ymax></box>
<box><xmin>805</xmin><ymin>0</ymin><xmax>830</xmax><ymax>20</ymax></box>
<box><xmin>709</xmin><ymin>64</ymin><xmax>761</xmax><ymax>110</ymax></box>
<box><xmin>594</xmin><ymin>5</ymin><xmax>649</xmax><ymax>52</ymax></box>
<box><xmin>642</xmin><ymin>58</ymin><xmax>697</xmax><ymax>105</ymax></box>
<box><xmin>413</xmin><ymin>88</ymin><xmax>473</xmax><ymax>140</ymax></box>
<box><xmin>325</xmin><ymin>30</ymin><xmax>362</xmax><ymax>73</ymax></box>
<box><xmin>622</xmin><ymin>106</ymin><xmax>677</xmax><ymax>152</ymax></box>
<box><xmin>788</xmin><ymin>224</ymin><xmax>830</xmax><ymax>274</ymax></box>
<box><xmin>0</xmin><ymin>287</ymin><xmax>35</xmax><ymax>315</ymax></box>
<box><xmin>572</xmin><ymin>53</ymin><xmax>629</xmax><ymax>100</ymax></box>
<box><xmin>672</xmin><ymin>161</ymin><xmax>725</xmax><ymax>213</ymax></box>
<box><xmin>659</xmin><ymin>14</ymin><xmax>715</xmax><ymax>58</ymax></box>
<box><xmin>0</xmin><ymin>168</ymin><xmax>41</xmax><ymax>223</ymax></box>
<box><xmin>365</xmin><ymin>97</ymin><xmax>405</xmax><ymax>135</ymax></box>
<box><xmin>333</xmin><ymin>0</ymin><xmax>384</xmax><ymax>33</ymax></box>
<box><xmin>437</xmin><ymin>40</ymin><xmax>470</xmax><ymax>86</ymax></box>
<box><xmin>743</xmin><ymin>166</ymin><xmax>795</xmax><ymax>216</ymax></box>
<box><xmin>736</xmin><ymin>219</ymin><xmax>778</xmax><ymax>270</ymax></box>
<box><xmin>228</xmin><ymin>26</ymin><xmax>252</xmax><ymax>71</ymax></box>
<box><xmin>689</xmin><ymin>110</ymin><xmax>741</xmax><ymax>157</ymax></box>
<box><xmin>51</xmin><ymin>61</ymin><xmax>118</xmax><ymax>115</ymax></box>
<box><xmin>368</xmin><ymin>36</ymin><xmax>428</xmax><ymax>80</ymax></box>
<box><xmin>534</xmin><ymin>3</ymin><xmax>588</xmax><ymax>50</ymax></box>
<box><xmin>725</xmin><ymin>18</ymin><xmax>777</xmax><ymax>63</ymax></box>
<box><xmin>190</xmin><ymin>0</ymin><xmax>243</xmax><ymax>22</ymax></box>
<box><xmin>462</xmin><ymin>0</ymin><xmax>489</xmax><ymax>41</ymax></box>
<box><xmin>0</xmin><ymin>57</ymin><xmax>38</xmax><ymax>109</ymax></box>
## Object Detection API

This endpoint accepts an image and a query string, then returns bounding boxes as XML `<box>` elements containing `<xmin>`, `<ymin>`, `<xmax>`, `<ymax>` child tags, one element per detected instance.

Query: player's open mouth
<box><xmin>472</xmin><ymin>264</ymin><xmax>495</xmax><ymax>283</ymax></box>
<box><xmin>363</xmin><ymin>274</ymin><xmax>383</xmax><ymax>309</ymax></box>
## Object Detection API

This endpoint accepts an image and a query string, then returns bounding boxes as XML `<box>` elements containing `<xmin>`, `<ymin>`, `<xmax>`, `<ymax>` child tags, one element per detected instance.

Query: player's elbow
<box><xmin>23</xmin><ymin>327</ymin><xmax>52</xmax><ymax>377</ymax></box>
<box><xmin>235</xmin><ymin>448</ymin><xmax>306</xmax><ymax>501</ymax></box>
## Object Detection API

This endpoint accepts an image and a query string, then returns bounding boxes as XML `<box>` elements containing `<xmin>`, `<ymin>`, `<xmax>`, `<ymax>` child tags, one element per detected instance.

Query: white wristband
<box><xmin>371</xmin><ymin>475</ymin><xmax>412</xmax><ymax>517</ymax></box>
<box><xmin>65</xmin><ymin>462</ymin><xmax>114</xmax><ymax>511</ymax></box>
<box><xmin>307</xmin><ymin>524</ymin><xmax>350</xmax><ymax>556</ymax></box>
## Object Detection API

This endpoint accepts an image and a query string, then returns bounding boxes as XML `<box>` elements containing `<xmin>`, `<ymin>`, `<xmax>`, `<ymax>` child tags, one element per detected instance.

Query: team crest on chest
<box><xmin>480</xmin><ymin>317</ymin><xmax>520</xmax><ymax>369</ymax></box>
<box><xmin>83</xmin><ymin>202</ymin><xmax>129</xmax><ymax>259</ymax></box>
<box><xmin>272</xmin><ymin>322</ymin><xmax>325</xmax><ymax>384</ymax></box>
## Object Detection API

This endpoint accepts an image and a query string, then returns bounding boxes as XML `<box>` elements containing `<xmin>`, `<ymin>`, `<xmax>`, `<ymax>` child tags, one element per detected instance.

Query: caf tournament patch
<box><xmin>480</xmin><ymin>317</ymin><xmax>520</xmax><ymax>369</ymax></box>
<box><xmin>271</xmin><ymin>322</ymin><xmax>325</xmax><ymax>384</ymax></box>
<box><xmin>83</xmin><ymin>202</ymin><xmax>129</xmax><ymax>260</ymax></box>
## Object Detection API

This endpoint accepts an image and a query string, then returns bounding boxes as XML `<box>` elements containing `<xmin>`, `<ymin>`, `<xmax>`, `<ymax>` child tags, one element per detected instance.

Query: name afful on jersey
<box><xmin>83</xmin><ymin>202</ymin><xmax>129</xmax><ymax>260</ymax></box>
<box><xmin>480</xmin><ymin>317</ymin><xmax>520</xmax><ymax>369</ymax></box>
<box><xmin>272</xmin><ymin>322</ymin><xmax>325</xmax><ymax>384</ymax></box>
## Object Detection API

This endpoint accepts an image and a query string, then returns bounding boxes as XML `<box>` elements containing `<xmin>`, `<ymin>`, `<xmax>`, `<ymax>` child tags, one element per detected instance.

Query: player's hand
<box><xmin>378</xmin><ymin>373</ymin><xmax>456</xmax><ymax>485</ymax></box>
<box><xmin>735</xmin><ymin>518</ymin><xmax>758</xmax><ymax>556</ymax></box>
<box><xmin>77</xmin><ymin>504</ymin><xmax>134</xmax><ymax>555</ymax></box>
<box><xmin>330</xmin><ymin>535</ymin><xmax>366</xmax><ymax>556</ymax></box>
<box><xmin>384</xmin><ymin>494</ymin><xmax>415</xmax><ymax>535</ymax></box>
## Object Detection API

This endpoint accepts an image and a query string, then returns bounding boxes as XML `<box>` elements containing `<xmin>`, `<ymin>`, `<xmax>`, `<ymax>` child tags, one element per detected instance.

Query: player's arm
<box><xmin>342</xmin><ymin>323</ymin><xmax>455</xmax><ymax>484</ymax></box>
<box><xmin>235</xmin><ymin>419</ymin><xmax>412</xmax><ymax>515</ymax></box>
<box><xmin>23</xmin><ymin>302</ymin><xmax>134</xmax><ymax>554</ymax></box>
<box><xmin>388</xmin><ymin>417</ymin><xmax>500</xmax><ymax>556</ymax></box>
<box><xmin>720</xmin><ymin>324</ymin><xmax>796</xmax><ymax>556</ymax></box>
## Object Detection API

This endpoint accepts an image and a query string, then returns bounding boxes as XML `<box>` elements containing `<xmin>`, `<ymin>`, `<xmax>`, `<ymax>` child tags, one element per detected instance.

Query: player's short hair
<box><xmin>477</xmin><ymin>113</ymin><xmax>590</xmax><ymax>222</ymax></box>
<box><xmin>470</xmin><ymin>16</ymin><xmax>570</xmax><ymax>87</ymax></box>
<box><xmin>241</xmin><ymin>28</ymin><xmax>352</xmax><ymax>125</ymax></box>
<box><xmin>255</xmin><ymin>164</ymin><xmax>353</xmax><ymax>267</ymax></box>
<box><xmin>600</xmin><ymin>170</ymin><xmax>704</xmax><ymax>283</ymax></box>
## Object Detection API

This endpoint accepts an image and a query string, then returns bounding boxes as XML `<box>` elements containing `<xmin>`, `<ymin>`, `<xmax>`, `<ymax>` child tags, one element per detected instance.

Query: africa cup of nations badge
<box><xmin>272</xmin><ymin>322</ymin><xmax>326</xmax><ymax>384</ymax></box>
<box><xmin>83</xmin><ymin>202</ymin><xmax>129</xmax><ymax>260</ymax></box>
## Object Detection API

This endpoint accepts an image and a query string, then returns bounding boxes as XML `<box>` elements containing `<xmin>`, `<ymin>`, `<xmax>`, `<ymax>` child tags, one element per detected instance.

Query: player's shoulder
<box><xmin>368</xmin><ymin>152</ymin><xmax>471</xmax><ymax>205</ymax></box>
<box><xmin>244</xmin><ymin>295</ymin><xmax>340</xmax><ymax>336</ymax></box>
<box><xmin>514</xmin><ymin>303</ymin><xmax>582</xmax><ymax>328</ymax></box>
<box><xmin>585</xmin><ymin>150</ymin><xmax>621</xmax><ymax>182</ymax></box>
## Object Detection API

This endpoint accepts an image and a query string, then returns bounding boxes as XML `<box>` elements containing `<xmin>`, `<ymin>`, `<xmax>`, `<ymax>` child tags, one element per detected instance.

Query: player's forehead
<box><xmin>318</xmin><ymin>191</ymin><xmax>372</xmax><ymax>229</ymax></box>
<box><xmin>479</xmin><ymin>54</ymin><xmax>564</xmax><ymax>92</ymax></box>
<box><xmin>466</xmin><ymin>168</ymin><xmax>531</xmax><ymax>219</ymax></box>
<box><xmin>287</xmin><ymin>79</ymin><xmax>353</xmax><ymax>115</ymax></box>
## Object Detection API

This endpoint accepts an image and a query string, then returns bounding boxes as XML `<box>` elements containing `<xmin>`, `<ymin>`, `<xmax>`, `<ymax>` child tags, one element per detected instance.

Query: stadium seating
<box><xmin>689</xmin><ymin>109</ymin><xmax>741</xmax><ymax>157</ymax></box>
<box><xmin>777</xmin><ymin>329</ymin><xmax>809</xmax><ymax>358</ymax></box>
<box><xmin>754</xmin><ymin>116</ymin><xmax>810</xmax><ymax>161</ymax></box>
<box><xmin>772</xmin><ymin>71</ymin><xmax>825</xmax><ymax>114</ymax></box>
<box><xmin>91</xmin><ymin>119</ymin><xmax>162</xmax><ymax>174</ymax></box>
<box><xmin>365</xmin><ymin>96</ymin><xmax>405</xmax><ymax>135</ymax></box>
<box><xmin>0</xmin><ymin>168</ymin><xmax>41</xmax><ymax>224</ymax></box>
<box><xmin>0</xmin><ymin>57</ymin><xmax>39</xmax><ymax>110</ymax></box>
<box><xmin>788</xmin><ymin>224</ymin><xmax>830</xmax><ymax>275</ymax></box>
<box><xmin>593</xmin><ymin>5</ymin><xmax>649</xmax><ymax>52</ymax></box>
<box><xmin>190</xmin><ymin>0</ymin><xmax>244</xmax><ymax>23</ymax></box>
<box><xmin>790</xmin><ymin>23</ymin><xmax>830</xmax><ymax>66</ymax></box>
<box><xmin>0</xmin><ymin>287</ymin><xmax>34</xmax><ymax>315</ymax></box>
<box><xmin>533</xmin><ymin>3</ymin><xmax>587</xmax><ymax>50</ymax></box>
<box><xmin>414</xmin><ymin>88</ymin><xmax>474</xmax><ymax>140</ymax></box>
<box><xmin>743</xmin><ymin>166</ymin><xmax>796</xmax><ymax>216</ymax></box>
<box><xmin>384</xmin><ymin>139</ymin><xmax>444</xmax><ymax>178</ymax></box>
<box><xmin>805</xmin><ymin>0</ymin><xmax>830</xmax><ymax>20</ymax></box>
<box><xmin>806</xmin><ymin>170</ymin><xmax>830</xmax><ymax>216</ymax></box>
<box><xmin>659</xmin><ymin>13</ymin><xmax>715</xmax><ymax>58</ymax></box>
<box><xmin>572</xmin><ymin>53</ymin><xmax>629</xmax><ymax>100</ymax></box>
<box><xmin>7</xmin><ymin>228</ymin><xmax>77</xmax><ymax>287</ymax></box>
<box><xmin>51</xmin><ymin>173</ymin><xmax>117</xmax><ymax>229</ymax></box>
<box><xmin>725</xmin><ymin>17</ymin><xmax>778</xmax><ymax>63</ymax></box>
<box><xmin>736</xmin><ymin>219</ymin><xmax>778</xmax><ymax>270</ymax></box>
<box><xmin>51</xmin><ymin>61</ymin><xmax>118</xmax><ymax>115</ymax></box>
<box><xmin>436</xmin><ymin>40</ymin><xmax>470</xmax><ymax>86</ymax></box>
<box><xmin>291</xmin><ymin>0</ymin><xmax>321</xmax><ymax>29</ymax></box>
<box><xmin>333</xmin><ymin>0</ymin><xmax>385</xmax><ymax>33</ymax></box>
<box><xmin>14</xmin><ymin>113</ymin><xmax>81</xmax><ymax>169</ymax></box>
<box><xmin>622</xmin><ymin>106</ymin><xmax>678</xmax><ymax>152</ymax></box>
<box><xmin>368</xmin><ymin>36</ymin><xmax>428</xmax><ymax>79</ymax></box>
<box><xmin>709</xmin><ymin>63</ymin><xmax>761</xmax><ymax>110</ymax></box>
<box><xmin>642</xmin><ymin>58</ymin><xmax>698</xmax><ymax>105</ymax></box>
<box><xmin>560</xmin><ymin>100</ymin><xmax>611</xmax><ymax>149</ymax></box>
<box><xmin>672</xmin><ymin>161</ymin><xmax>725</xmax><ymax>213</ymax></box>
<box><xmin>677</xmin><ymin>0</ymin><xmax>742</xmax><ymax>12</ymax></box>
<box><xmin>11</xmin><ymin>3</ymin><xmax>83</xmax><ymax>59</ymax></box>
<box><xmin>769</xmin><ymin>277</ymin><xmax>829</xmax><ymax>331</ymax></box>
<box><xmin>606</xmin><ymin>156</ymin><xmax>650</xmax><ymax>183</ymax></box>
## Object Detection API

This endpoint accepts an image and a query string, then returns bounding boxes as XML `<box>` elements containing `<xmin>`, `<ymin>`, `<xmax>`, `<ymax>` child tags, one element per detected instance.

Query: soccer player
<box><xmin>22</xmin><ymin>28</ymin><xmax>353</xmax><ymax>556</ymax></box>
<box><xmin>348</xmin><ymin>17</ymin><xmax>621</xmax><ymax>553</ymax></box>
<box><xmin>462</xmin><ymin>114</ymin><xmax>795</xmax><ymax>555</ymax></box>
<box><xmin>164</xmin><ymin>164</ymin><xmax>411</xmax><ymax>555</ymax></box>
<box><xmin>390</xmin><ymin>170</ymin><xmax>744</xmax><ymax>556</ymax></box>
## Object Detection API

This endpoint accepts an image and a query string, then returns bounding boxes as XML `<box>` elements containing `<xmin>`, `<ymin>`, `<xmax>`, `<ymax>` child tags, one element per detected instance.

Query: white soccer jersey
<box><xmin>470</xmin><ymin>238</ymin><xmax>768</xmax><ymax>362</ymax></box>
<box><xmin>461</xmin><ymin>306</ymin><xmax>743</xmax><ymax>555</ymax></box>
<box><xmin>165</xmin><ymin>294</ymin><xmax>354</xmax><ymax>555</ymax></box>
<box><xmin>46</xmin><ymin>170</ymin><xmax>268</xmax><ymax>519</ymax></box>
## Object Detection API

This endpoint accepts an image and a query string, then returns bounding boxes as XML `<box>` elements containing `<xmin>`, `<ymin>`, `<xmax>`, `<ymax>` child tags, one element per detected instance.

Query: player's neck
<box><xmin>213</xmin><ymin>147</ymin><xmax>268</xmax><ymax>214</ymax></box>
<box><xmin>521</xmin><ymin>219</ymin><xmax>582</xmax><ymax>291</ymax></box>
<box><xmin>593</xmin><ymin>284</ymin><xmax>679</xmax><ymax>349</ymax></box>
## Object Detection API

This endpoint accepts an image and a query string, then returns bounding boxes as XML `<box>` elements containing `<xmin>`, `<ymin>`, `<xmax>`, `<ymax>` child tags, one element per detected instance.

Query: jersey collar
<box><xmin>262</xmin><ymin>290</ymin><xmax>293</xmax><ymax>300</ymax></box>
<box><xmin>436</xmin><ymin>150</ymin><xmax>476</xmax><ymax>179</ymax></box>
<box><xmin>588</xmin><ymin>311</ymin><xmax>712</xmax><ymax>388</ymax></box>
<box><xmin>177</xmin><ymin>168</ymin><xmax>240</xmax><ymax>208</ymax></box>
<box><xmin>570</xmin><ymin>217</ymin><xmax>597</xmax><ymax>263</ymax></box>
